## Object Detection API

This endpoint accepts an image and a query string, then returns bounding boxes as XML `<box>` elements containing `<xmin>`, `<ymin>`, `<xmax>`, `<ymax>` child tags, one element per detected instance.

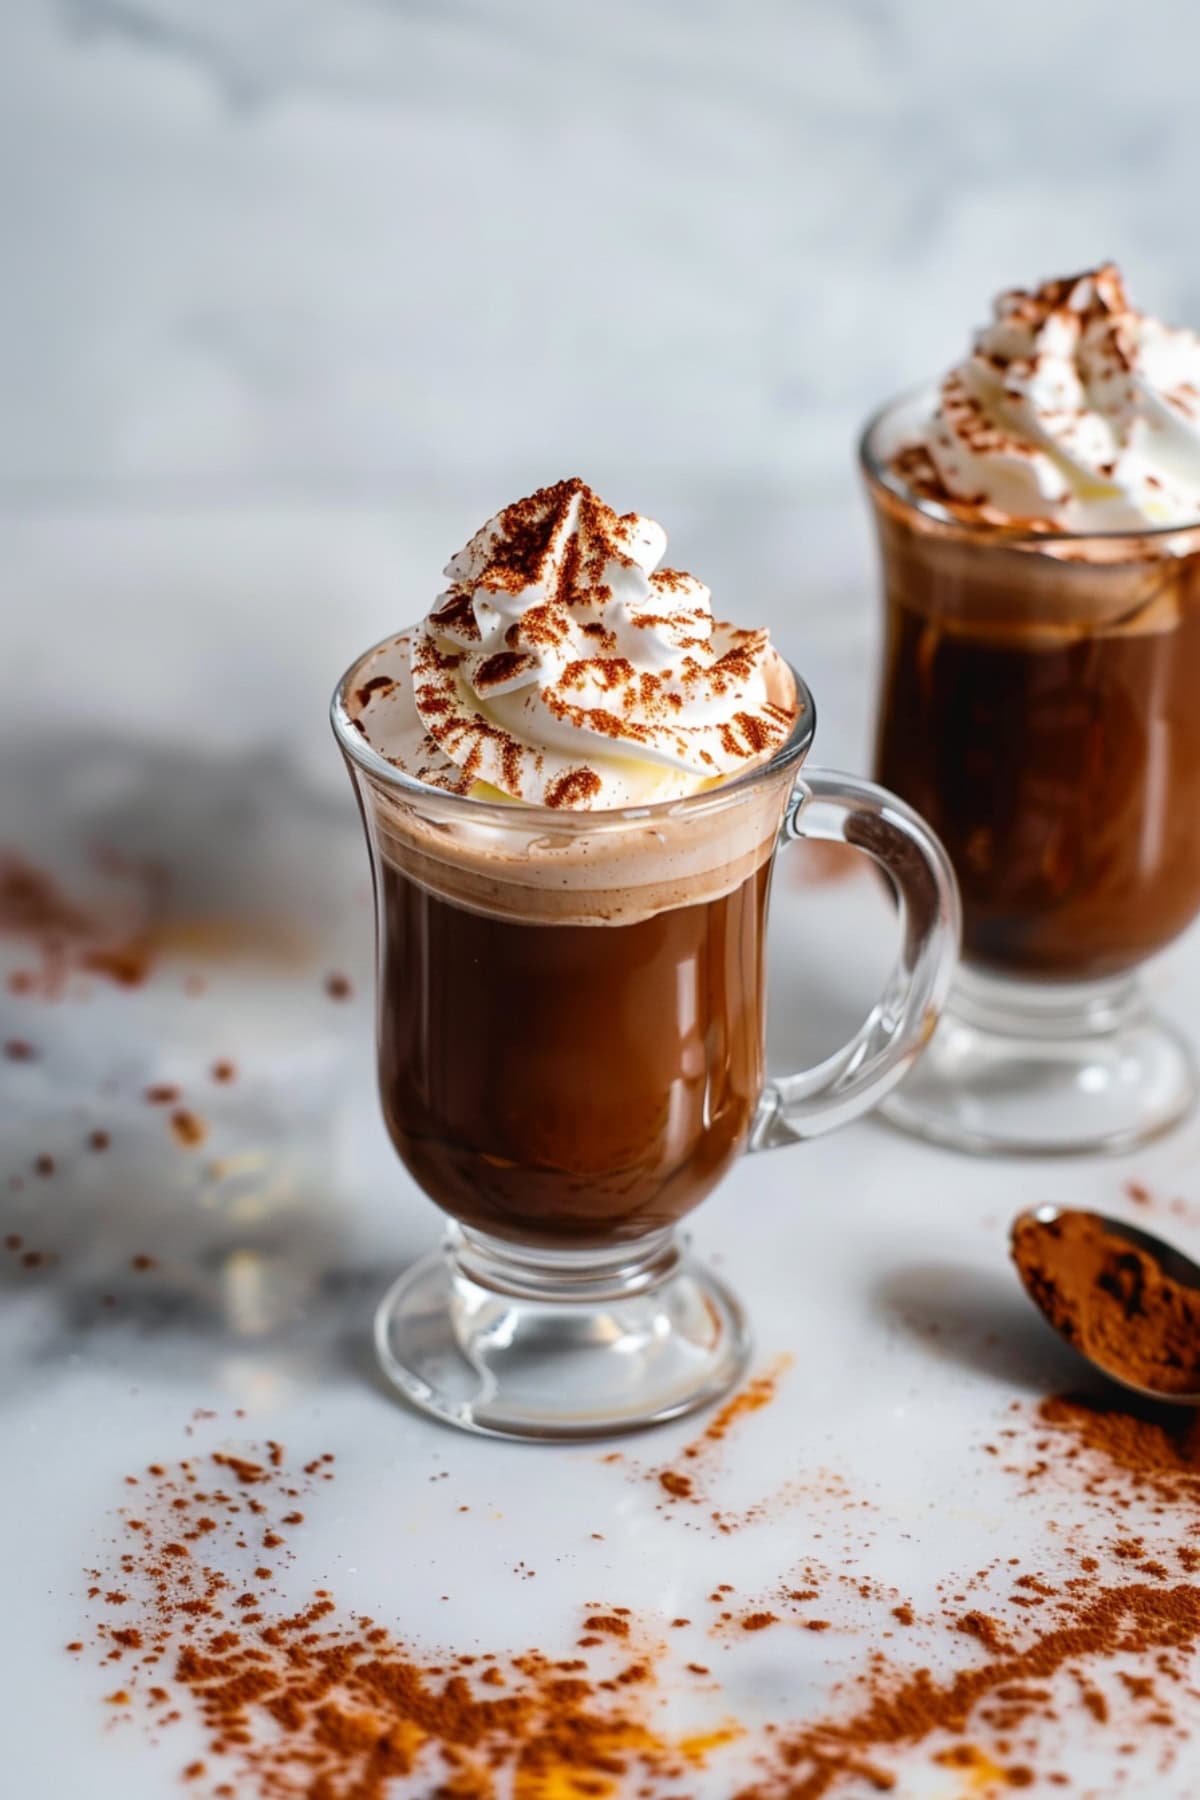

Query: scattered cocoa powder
<box><xmin>0</xmin><ymin>851</ymin><xmax>162</xmax><ymax>994</ymax></box>
<box><xmin>169</xmin><ymin>1109</ymin><xmax>207</xmax><ymax>1149</ymax></box>
<box><xmin>697</xmin><ymin>1358</ymin><xmax>792</xmax><ymax>1446</ymax></box>
<box><xmin>69</xmin><ymin>1393</ymin><xmax>1200</xmax><ymax>1799</ymax></box>
<box><xmin>73</xmin><ymin>1439</ymin><xmax>720</xmax><ymax>1799</ymax></box>
<box><xmin>1034</xmin><ymin>1391</ymin><xmax>1200</xmax><ymax>1503</ymax></box>
<box><xmin>956</xmin><ymin>1610</ymin><xmax>1013</xmax><ymax>1655</ymax></box>
<box><xmin>736</xmin><ymin>1580</ymin><xmax>1200</xmax><ymax>1798</ymax></box>
<box><xmin>647</xmin><ymin>1356</ymin><xmax>792</xmax><ymax>1519</ymax></box>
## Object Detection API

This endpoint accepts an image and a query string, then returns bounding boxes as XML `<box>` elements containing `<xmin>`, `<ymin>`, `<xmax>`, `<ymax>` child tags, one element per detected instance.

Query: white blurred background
<box><xmin>4</xmin><ymin>0</ymin><xmax>1200</xmax><ymax>779</ymax></box>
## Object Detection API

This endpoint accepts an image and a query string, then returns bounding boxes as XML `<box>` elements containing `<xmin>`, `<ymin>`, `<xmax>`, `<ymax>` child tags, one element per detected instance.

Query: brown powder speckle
<box><xmin>169</xmin><ymin>1109</ymin><xmax>207</xmax><ymax>1149</ymax></box>
<box><xmin>544</xmin><ymin>768</ymin><xmax>603</xmax><ymax>810</ymax></box>
<box><xmin>1013</xmin><ymin>1210</ymin><xmax>1200</xmax><ymax>1396</ymax></box>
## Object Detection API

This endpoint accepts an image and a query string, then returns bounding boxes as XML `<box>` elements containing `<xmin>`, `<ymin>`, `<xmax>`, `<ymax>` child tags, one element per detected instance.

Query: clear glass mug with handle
<box><xmin>864</xmin><ymin>388</ymin><xmax>1200</xmax><ymax>1156</ymax></box>
<box><xmin>334</xmin><ymin>652</ymin><xmax>960</xmax><ymax>1440</ymax></box>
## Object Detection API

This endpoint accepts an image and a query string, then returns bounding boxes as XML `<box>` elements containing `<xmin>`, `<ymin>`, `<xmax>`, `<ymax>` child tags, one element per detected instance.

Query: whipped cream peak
<box><xmin>900</xmin><ymin>265</ymin><xmax>1200</xmax><ymax>531</ymax></box>
<box><xmin>349</xmin><ymin>479</ymin><xmax>797</xmax><ymax>809</ymax></box>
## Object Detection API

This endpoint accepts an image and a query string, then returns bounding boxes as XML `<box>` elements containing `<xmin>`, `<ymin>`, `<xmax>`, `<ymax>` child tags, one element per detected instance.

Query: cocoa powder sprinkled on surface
<box><xmin>73</xmin><ymin>1437</ymin><xmax>720</xmax><ymax>1799</ymax></box>
<box><xmin>648</xmin><ymin>1356</ymin><xmax>793</xmax><ymax>1520</ymax></box>
<box><xmin>169</xmin><ymin>1109</ymin><xmax>208</xmax><ymax>1149</ymax></box>
<box><xmin>66</xmin><ymin>1390</ymin><xmax>1200</xmax><ymax>1798</ymax></box>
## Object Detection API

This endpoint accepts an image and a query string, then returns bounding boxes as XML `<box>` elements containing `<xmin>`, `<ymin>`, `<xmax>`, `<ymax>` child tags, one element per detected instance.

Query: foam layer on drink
<box><xmin>356</xmin><ymin>742</ymin><xmax>797</xmax><ymax>926</ymax></box>
<box><xmin>349</xmin><ymin>478</ymin><xmax>797</xmax><ymax>809</ymax></box>
<box><xmin>868</xmin><ymin>470</ymin><xmax>1200</xmax><ymax>644</ymax></box>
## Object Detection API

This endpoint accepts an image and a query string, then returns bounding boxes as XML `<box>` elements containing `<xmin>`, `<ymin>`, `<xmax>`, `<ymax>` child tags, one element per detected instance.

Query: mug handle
<box><xmin>749</xmin><ymin>769</ymin><xmax>961</xmax><ymax>1151</ymax></box>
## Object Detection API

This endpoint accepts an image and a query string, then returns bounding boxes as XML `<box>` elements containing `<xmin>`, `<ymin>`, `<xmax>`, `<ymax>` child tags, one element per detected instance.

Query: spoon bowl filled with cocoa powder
<box><xmin>1012</xmin><ymin>1204</ymin><xmax>1200</xmax><ymax>1404</ymax></box>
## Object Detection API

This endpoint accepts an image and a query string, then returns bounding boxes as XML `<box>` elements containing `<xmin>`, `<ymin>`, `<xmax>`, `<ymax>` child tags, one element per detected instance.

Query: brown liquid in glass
<box><xmin>376</xmin><ymin>860</ymin><xmax>771</xmax><ymax>1248</ymax></box>
<box><xmin>875</xmin><ymin>565</ymin><xmax>1200</xmax><ymax>980</ymax></box>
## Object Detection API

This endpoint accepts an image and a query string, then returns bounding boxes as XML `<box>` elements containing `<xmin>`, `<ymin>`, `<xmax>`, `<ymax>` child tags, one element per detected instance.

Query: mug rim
<box><xmin>859</xmin><ymin>382</ymin><xmax>1200</xmax><ymax>546</ymax></box>
<box><xmin>330</xmin><ymin>637</ymin><xmax>816</xmax><ymax>829</ymax></box>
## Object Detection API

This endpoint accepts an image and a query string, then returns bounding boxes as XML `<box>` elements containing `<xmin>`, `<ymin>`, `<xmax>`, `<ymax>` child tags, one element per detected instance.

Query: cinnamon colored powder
<box><xmin>72</xmin><ymin>1381</ymin><xmax>1200</xmax><ymax>1797</ymax></box>
<box><xmin>75</xmin><ymin>1438</ymin><xmax>714</xmax><ymax>1799</ymax></box>
<box><xmin>648</xmin><ymin>1356</ymin><xmax>793</xmax><ymax>1518</ymax></box>
<box><xmin>1035</xmin><ymin>1391</ymin><xmax>1200</xmax><ymax>1504</ymax></box>
<box><xmin>0</xmin><ymin>852</ymin><xmax>159</xmax><ymax>995</ymax></box>
<box><xmin>735</xmin><ymin>1581</ymin><xmax>1200</xmax><ymax>1799</ymax></box>
<box><xmin>1013</xmin><ymin>1210</ymin><xmax>1200</xmax><ymax>1395</ymax></box>
<box><xmin>732</xmin><ymin>1387</ymin><xmax>1200</xmax><ymax>1797</ymax></box>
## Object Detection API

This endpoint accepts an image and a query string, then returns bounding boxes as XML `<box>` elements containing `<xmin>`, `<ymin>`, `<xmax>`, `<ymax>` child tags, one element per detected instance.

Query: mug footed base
<box><xmin>373</xmin><ymin>1226</ymin><xmax>751</xmax><ymax>1442</ymax></box>
<box><xmin>881</xmin><ymin>966</ymin><xmax>1198</xmax><ymax>1157</ymax></box>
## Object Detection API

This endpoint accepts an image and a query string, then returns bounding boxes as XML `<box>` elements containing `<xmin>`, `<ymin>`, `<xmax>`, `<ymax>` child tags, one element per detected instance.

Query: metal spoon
<box><xmin>1011</xmin><ymin>1203</ymin><xmax>1200</xmax><ymax>1407</ymax></box>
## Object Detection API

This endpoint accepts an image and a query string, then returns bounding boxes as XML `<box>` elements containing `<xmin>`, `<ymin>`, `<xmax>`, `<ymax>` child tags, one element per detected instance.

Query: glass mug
<box><xmin>333</xmin><ymin>647</ymin><xmax>959</xmax><ymax>1439</ymax></box>
<box><xmin>864</xmin><ymin>390</ymin><xmax>1200</xmax><ymax>1156</ymax></box>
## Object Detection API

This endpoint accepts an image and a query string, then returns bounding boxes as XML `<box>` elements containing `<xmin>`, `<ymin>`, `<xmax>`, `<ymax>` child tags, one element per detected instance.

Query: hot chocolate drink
<box><xmin>376</xmin><ymin>857</ymin><xmax>770</xmax><ymax>1249</ymax></box>
<box><xmin>345</xmin><ymin>478</ymin><xmax>798</xmax><ymax>1248</ymax></box>
<box><xmin>335</xmin><ymin>475</ymin><xmax>960</xmax><ymax>1434</ymax></box>
<box><xmin>872</xmin><ymin>494</ymin><xmax>1200</xmax><ymax>980</ymax></box>
<box><xmin>864</xmin><ymin>266</ymin><xmax>1200</xmax><ymax>1153</ymax></box>
<box><xmin>870</xmin><ymin>268</ymin><xmax>1200</xmax><ymax>984</ymax></box>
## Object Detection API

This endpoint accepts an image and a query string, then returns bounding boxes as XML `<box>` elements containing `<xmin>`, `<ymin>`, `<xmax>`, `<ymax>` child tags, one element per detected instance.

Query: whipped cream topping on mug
<box><xmin>349</xmin><ymin>478</ymin><xmax>797</xmax><ymax>808</ymax></box>
<box><xmin>898</xmin><ymin>265</ymin><xmax>1200</xmax><ymax>531</ymax></box>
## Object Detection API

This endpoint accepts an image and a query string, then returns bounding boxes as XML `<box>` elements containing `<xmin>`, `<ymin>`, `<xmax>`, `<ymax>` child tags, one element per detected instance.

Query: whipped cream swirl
<box><xmin>901</xmin><ymin>265</ymin><xmax>1200</xmax><ymax>531</ymax></box>
<box><xmin>349</xmin><ymin>479</ymin><xmax>796</xmax><ymax>808</ymax></box>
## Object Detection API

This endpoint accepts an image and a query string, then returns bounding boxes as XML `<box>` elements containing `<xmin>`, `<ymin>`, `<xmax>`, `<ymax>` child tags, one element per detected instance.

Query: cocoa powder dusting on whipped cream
<box><xmin>345</xmin><ymin>478</ymin><xmax>797</xmax><ymax>808</ymax></box>
<box><xmin>889</xmin><ymin>264</ymin><xmax>1200</xmax><ymax>532</ymax></box>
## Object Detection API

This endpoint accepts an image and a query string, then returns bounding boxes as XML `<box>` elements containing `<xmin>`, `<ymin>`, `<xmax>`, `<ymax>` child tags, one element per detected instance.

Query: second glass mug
<box><xmin>334</xmin><ymin>650</ymin><xmax>959</xmax><ymax>1440</ymax></box>
<box><xmin>864</xmin><ymin>389</ymin><xmax>1200</xmax><ymax>1158</ymax></box>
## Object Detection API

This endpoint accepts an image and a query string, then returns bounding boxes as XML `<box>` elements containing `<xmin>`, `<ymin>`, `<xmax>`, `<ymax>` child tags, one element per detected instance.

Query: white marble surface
<box><xmin>4</xmin><ymin>493</ymin><xmax>1200</xmax><ymax>1796</ymax></box>
<box><xmin>7</xmin><ymin>3</ymin><xmax>1200</xmax><ymax>1793</ymax></box>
